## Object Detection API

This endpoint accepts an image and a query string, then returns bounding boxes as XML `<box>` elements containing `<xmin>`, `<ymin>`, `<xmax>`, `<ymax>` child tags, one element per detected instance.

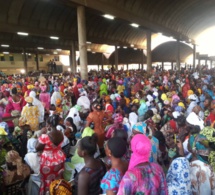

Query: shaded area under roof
<box><xmin>152</xmin><ymin>41</ymin><xmax>193</xmax><ymax>62</ymax></box>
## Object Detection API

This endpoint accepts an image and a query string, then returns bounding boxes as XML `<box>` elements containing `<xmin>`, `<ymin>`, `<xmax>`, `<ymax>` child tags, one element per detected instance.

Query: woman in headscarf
<box><xmin>20</xmin><ymin>97</ymin><xmax>39</xmax><ymax>131</ymax></box>
<box><xmin>105</xmin><ymin>113</ymin><xmax>124</xmax><ymax>139</ymax></box>
<box><xmin>99</xmin><ymin>78</ymin><xmax>108</xmax><ymax>97</ymax></box>
<box><xmin>166</xmin><ymin>139</ymin><xmax>192</xmax><ymax>194</ymax></box>
<box><xmin>188</xmin><ymin>125</ymin><xmax>210</xmax><ymax>163</ymax></box>
<box><xmin>3</xmin><ymin>150</ymin><xmax>30</xmax><ymax>186</ymax></box>
<box><xmin>36</xmin><ymin>115</ymin><xmax>66</xmax><ymax>195</ymax></box>
<box><xmin>132</xmin><ymin>121</ymin><xmax>159</xmax><ymax>163</ymax></box>
<box><xmin>39</xmin><ymin>83</ymin><xmax>50</xmax><ymax>111</ymax></box>
<box><xmin>205</xmin><ymin>100</ymin><xmax>215</xmax><ymax>126</ymax></box>
<box><xmin>117</xmin><ymin>134</ymin><xmax>167</xmax><ymax>195</ymax></box>
<box><xmin>188</xmin><ymin>124</ymin><xmax>215</xmax><ymax>195</ymax></box>
<box><xmin>7</xmin><ymin>87</ymin><xmax>26</xmax><ymax>112</ymax></box>
<box><xmin>201</xmin><ymin>126</ymin><xmax>215</xmax><ymax>171</ymax></box>
<box><xmin>29</xmin><ymin>91</ymin><xmax>44</xmax><ymax>124</ymax></box>
<box><xmin>51</xmin><ymin>86</ymin><xmax>62</xmax><ymax>106</ymax></box>
<box><xmin>86</xmin><ymin>102</ymin><xmax>110</xmax><ymax>153</ymax></box>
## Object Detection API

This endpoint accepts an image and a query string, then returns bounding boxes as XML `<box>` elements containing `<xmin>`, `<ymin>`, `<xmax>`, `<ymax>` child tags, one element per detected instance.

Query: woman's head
<box><xmin>190</xmin><ymin>125</ymin><xmax>201</xmax><ymax>135</ymax></box>
<box><xmin>204</xmin><ymin>97</ymin><xmax>212</xmax><ymax>109</ymax></box>
<box><xmin>65</xmin><ymin>117</ymin><xmax>74</xmax><ymax>127</ymax></box>
<box><xmin>5</xmin><ymin>150</ymin><xmax>22</xmax><ymax>174</ymax></box>
<box><xmin>105</xmin><ymin>137</ymin><xmax>127</xmax><ymax>158</ymax></box>
<box><xmin>65</xmin><ymin>117</ymin><xmax>77</xmax><ymax>132</ymax></box>
<box><xmin>112</xmin><ymin>129</ymin><xmax>128</xmax><ymax>142</ymax></box>
<box><xmin>48</xmin><ymin>114</ymin><xmax>60</xmax><ymax>127</ymax></box>
<box><xmin>11</xmin><ymin>87</ymin><xmax>17</xmax><ymax>96</ymax></box>
<box><xmin>78</xmin><ymin>134</ymin><xmax>98</xmax><ymax>157</ymax></box>
<box><xmin>93</xmin><ymin>103</ymin><xmax>102</xmax><ymax>111</ymax></box>
<box><xmin>128</xmin><ymin>134</ymin><xmax>151</xmax><ymax>169</ymax></box>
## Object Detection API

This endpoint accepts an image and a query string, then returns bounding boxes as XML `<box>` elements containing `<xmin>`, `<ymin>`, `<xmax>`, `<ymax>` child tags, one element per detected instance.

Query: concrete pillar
<box><xmin>101</xmin><ymin>54</ymin><xmax>104</xmax><ymax>70</ymax></box>
<box><xmin>171</xmin><ymin>62</ymin><xmax>174</xmax><ymax>70</ymax></box>
<box><xmin>176</xmin><ymin>39</ymin><xmax>180</xmax><ymax>70</ymax></box>
<box><xmin>193</xmin><ymin>44</ymin><xmax>196</xmax><ymax>68</ymax></box>
<box><xmin>162</xmin><ymin>62</ymin><xmax>164</xmax><ymax>70</ymax></box>
<box><xmin>23</xmin><ymin>48</ymin><xmax>27</xmax><ymax>73</ymax></box>
<box><xmin>35</xmin><ymin>51</ymin><xmax>39</xmax><ymax>71</ymax></box>
<box><xmin>77</xmin><ymin>6</ymin><xmax>88</xmax><ymax>80</ymax></box>
<box><xmin>146</xmin><ymin>30</ymin><xmax>152</xmax><ymax>72</ymax></box>
<box><xmin>98</xmin><ymin>65</ymin><xmax>100</xmax><ymax>71</ymax></box>
<box><xmin>205</xmin><ymin>59</ymin><xmax>207</xmax><ymax>65</ymax></box>
<box><xmin>70</xmin><ymin>41</ymin><xmax>76</xmax><ymax>73</ymax></box>
<box><xmin>127</xmin><ymin>64</ymin><xmax>129</xmax><ymax>70</ymax></box>
<box><xmin>115</xmin><ymin>45</ymin><xmax>118</xmax><ymax>71</ymax></box>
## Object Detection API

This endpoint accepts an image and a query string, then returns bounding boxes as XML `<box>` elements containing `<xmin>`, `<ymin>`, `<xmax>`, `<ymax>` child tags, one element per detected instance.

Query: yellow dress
<box><xmin>21</xmin><ymin>105</ymin><xmax>39</xmax><ymax>131</ymax></box>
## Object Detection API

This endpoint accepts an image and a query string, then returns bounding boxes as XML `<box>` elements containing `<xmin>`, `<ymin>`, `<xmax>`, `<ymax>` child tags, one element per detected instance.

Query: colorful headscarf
<box><xmin>201</xmin><ymin>127</ymin><xmax>215</xmax><ymax>170</ymax></box>
<box><xmin>5</xmin><ymin>150</ymin><xmax>23</xmax><ymax>175</ymax></box>
<box><xmin>128</xmin><ymin>134</ymin><xmax>151</xmax><ymax>170</ymax></box>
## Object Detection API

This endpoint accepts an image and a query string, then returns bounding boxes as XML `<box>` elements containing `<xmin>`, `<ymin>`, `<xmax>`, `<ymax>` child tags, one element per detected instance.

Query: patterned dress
<box><xmin>190</xmin><ymin>160</ymin><xmax>215</xmax><ymax>194</ymax></box>
<box><xmin>117</xmin><ymin>163</ymin><xmax>168</xmax><ymax>195</ymax></box>
<box><xmin>21</xmin><ymin>105</ymin><xmax>39</xmax><ymax>131</ymax></box>
<box><xmin>38</xmin><ymin>134</ymin><xmax>66</xmax><ymax>195</ymax></box>
<box><xmin>101</xmin><ymin>168</ymin><xmax>124</xmax><ymax>194</ymax></box>
<box><xmin>166</xmin><ymin>157</ymin><xmax>192</xmax><ymax>195</ymax></box>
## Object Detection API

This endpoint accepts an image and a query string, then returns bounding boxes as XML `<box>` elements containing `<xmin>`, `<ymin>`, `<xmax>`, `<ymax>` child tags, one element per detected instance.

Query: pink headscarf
<box><xmin>40</xmin><ymin>85</ymin><xmax>47</xmax><ymax>92</ymax></box>
<box><xmin>128</xmin><ymin>134</ymin><xmax>151</xmax><ymax>170</ymax></box>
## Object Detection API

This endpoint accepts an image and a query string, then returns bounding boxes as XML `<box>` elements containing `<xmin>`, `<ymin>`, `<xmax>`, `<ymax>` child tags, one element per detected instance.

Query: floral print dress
<box><xmin>117</xmin><ymin>163</ymin><xmax>167</xmax><ymax>195</ymax></box>
<box><xmin>38</xmin><ymin>134</ymin><xmax>66</xmax><ymax>195</ymax></box>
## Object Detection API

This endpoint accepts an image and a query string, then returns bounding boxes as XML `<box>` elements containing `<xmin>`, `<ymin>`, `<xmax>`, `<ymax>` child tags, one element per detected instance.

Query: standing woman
<box><xmin>20</xmin><ymin>97</ymin><xmax>39</xmax><ymax>131</ymax></box>
<box><xmin>100</xmin><ymin>78</ymin><xmax>108</xmax><ymax>97</ymax></box>
<box><xmin>7</xmin><ymin>87</ymin><xmax>25</xmax><ymax>112</ymax></box>
<box><xmin>36</xmin><ymin>115</ymin><xmax>66</xmax><ymax>195</ymax></box>
<box><xmin>74</xmin><ymin>134</ymin><xmax>106</xmax><ymax>195</ymax></box>
<box><xmin>85</xmin><ymin>103</ymin><xmax>110</xmax><ymax>152</ymax></box>
<box><xmin>100</xmin><ymin>137</ymin><xmax>128</xmax><ymax>195</ymax></box>
<box><xmin>39</xmin><ymin>83</ymin><xmax>51</xmax><ymax>112</ymax></box>
<box><xmin>117</xmin><ymin>134</ymin><xmax>167</xmax><ymax>195</ymax></box>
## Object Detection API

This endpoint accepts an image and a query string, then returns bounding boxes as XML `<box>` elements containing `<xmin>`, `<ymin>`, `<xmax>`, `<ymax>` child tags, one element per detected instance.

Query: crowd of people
<box><xmin>1</xmin><ymin>65</ymin><xmax>215</xmax><ymax>195</ymax></box>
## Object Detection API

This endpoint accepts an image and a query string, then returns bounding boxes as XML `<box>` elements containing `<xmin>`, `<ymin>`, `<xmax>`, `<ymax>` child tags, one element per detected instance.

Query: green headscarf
<box><xmin>201</xmin><ymin>127</ymin><xmax>215</xmax><ymax>170</ymax></box>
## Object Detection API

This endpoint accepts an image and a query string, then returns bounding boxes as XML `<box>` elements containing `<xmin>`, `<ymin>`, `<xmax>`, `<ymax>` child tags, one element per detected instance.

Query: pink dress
<box><xmin>39</xmin><ymin>92</ymin><xmax>50</xmax><ymax>110</ymax></box>
<box><xmin>8</xmin><ymin>96</ymin><xmax>25</xmax><ymax>112</ymax></box>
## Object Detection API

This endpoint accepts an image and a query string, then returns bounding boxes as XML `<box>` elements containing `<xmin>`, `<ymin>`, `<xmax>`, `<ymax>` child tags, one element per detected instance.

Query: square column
<box><xmin>70</xmin><ymin>41</ymin><xmax>76</xmax><ymax>73</ymax></box>
<box><xmin>176</xmin><ymin>39</ymin><xmax>180</xmax><ymax>70</ymax></box>
<box><xmin>193</xmin><ymin>44</ymin><xmax>196</xmax><ymax>68</ymax></box>
<box><xmin>115</xmin><ymin>45</ymin><xmax>118</xmax><ymax>70</ymax></box>
<box><xmin>77</xmin><ymin>6</ymin><xmax>88</xmax><ymax>80</ymax></box>
<box><xmin>146</xmin><ymin>30</ymin><xmax>152</xmax><ymax>72</ymax></box>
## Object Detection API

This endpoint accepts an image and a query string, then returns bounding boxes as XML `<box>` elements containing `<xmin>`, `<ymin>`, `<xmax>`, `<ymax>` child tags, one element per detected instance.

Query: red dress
<box><xmin>38</xmin><ymin>134</ymin><xmax>66</xmax><ymax>195</ymax></box>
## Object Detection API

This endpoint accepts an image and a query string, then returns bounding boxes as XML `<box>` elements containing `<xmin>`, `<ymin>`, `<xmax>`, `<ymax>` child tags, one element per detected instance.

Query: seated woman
<box><xmin>35</xmin><ymin>115</ymin><xmax>66</xmax><ymax>195</ymax></box>
<box><xmin>3</xmin><ymin>150</ymin><xmax>30</xmax><ymax>186</ymax></box>
<box><xmin>117</xmin><ymin>134</ymin><xmax>167</xmax><ymax>195</ymax></box>
<box><xmin>65</xmin><ymin>117</ymin><xmax>77</xmax><ymax>145</ymax></box>
<box><xmin>100</xmin><ymin>137</ymin><xmax>128</xmax><ymax>195</ymax></box>
<box><xmin>74</xmin><ymin>134</ymin><xmax>106</xmax><ymax>195</ymax></box>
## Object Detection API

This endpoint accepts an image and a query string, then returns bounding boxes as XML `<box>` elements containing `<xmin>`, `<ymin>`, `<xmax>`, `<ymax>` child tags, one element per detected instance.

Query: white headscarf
<box><xmin>186</xmin><ymin>112</ymin><xmax>204</xmax><ymax>130</ymax></box>
<box><xmin>29</xmin><ymin>91</ymin><xmax>44</xmax><ymax>123</ymax></box>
